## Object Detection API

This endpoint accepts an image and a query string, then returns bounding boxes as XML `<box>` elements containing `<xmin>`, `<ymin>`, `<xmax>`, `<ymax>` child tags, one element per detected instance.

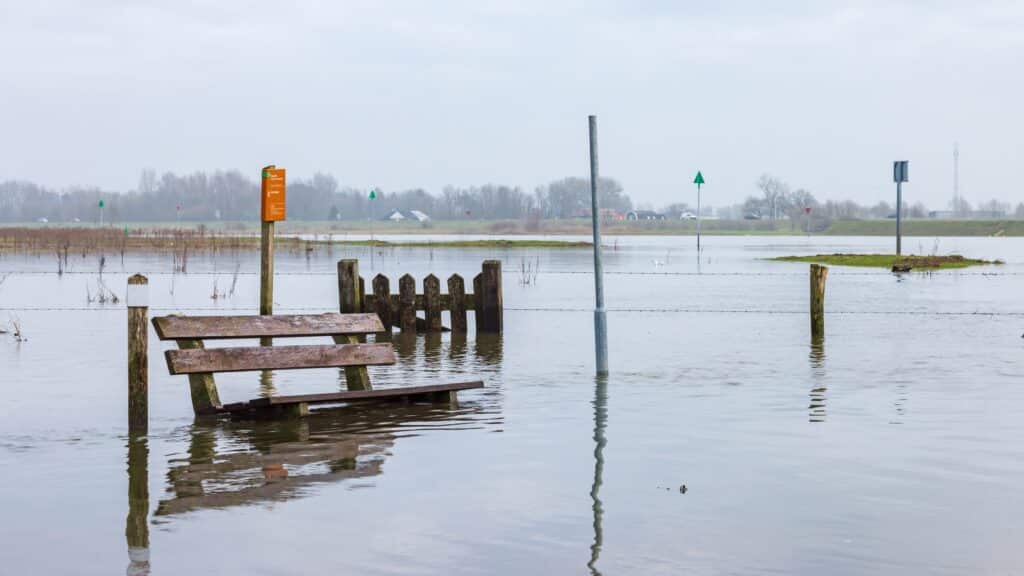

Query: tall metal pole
<box><xmin>896</xmin><ymin>181</ymin><xmax>902</xmax><ymax>255</ymax></box>
<box><xmin>696</xmin><ymin>184</ymin><xmax>702</xmax><ymax>252</ymax></box>
<box><xmin>953</xmin><ymin>142</ymin><xmax>960</xmax><ymax>215</ymax></box>
<box><xmin>588</xmin><ymin>115</ymin><xmax>608</xmax><ymax>375</ymax></box>
<box><xmin>369</xmin><ymin>191</ymin><xmax>375</xmax><ymax>269</ymax></box>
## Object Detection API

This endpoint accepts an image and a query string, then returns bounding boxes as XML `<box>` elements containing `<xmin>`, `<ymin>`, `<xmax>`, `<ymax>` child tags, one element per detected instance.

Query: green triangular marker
<box><xmin>98</xmin><ymin>200</ymin><xmax>105</xmax><ymax>208</ymax></box>
<box><xmin>693</xmin><ymin>171</ymin><xmax>705</xmax><ymax>186</ymax></box>
<box><xmin>369</xmin><ymin>189</ymin><xmax>377</xmax><ymax>200</ymax></box>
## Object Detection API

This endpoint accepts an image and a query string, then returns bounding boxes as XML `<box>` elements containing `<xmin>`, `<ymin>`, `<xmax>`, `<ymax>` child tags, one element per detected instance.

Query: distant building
<box><xmin>386</xmin><ymin>209</ymin><xmax>431</xmax><ymax>222</ymax></box>
<box><xmin>626</xmin><ymin>210</ymin><xmax>665</xmax><ymax>221</ymax></box>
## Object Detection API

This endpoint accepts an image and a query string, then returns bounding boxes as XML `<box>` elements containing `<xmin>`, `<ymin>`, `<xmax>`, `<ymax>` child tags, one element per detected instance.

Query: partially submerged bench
<box><xmin>152</xmin><ymin>312</ymin><xmax>483</xmax><ymax>418</ymax></box>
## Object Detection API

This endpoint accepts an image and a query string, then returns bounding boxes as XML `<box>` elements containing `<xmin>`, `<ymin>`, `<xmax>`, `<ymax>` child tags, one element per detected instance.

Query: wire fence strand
<box><xmin>0</xmin><ymin>269</ymin><xmax>1020</xmax><ymax>277</ymax></box>
<box><xmin>1</xmin><ymin>305</ymin><xmax>1022</xmax><ymax>317</ymax></box>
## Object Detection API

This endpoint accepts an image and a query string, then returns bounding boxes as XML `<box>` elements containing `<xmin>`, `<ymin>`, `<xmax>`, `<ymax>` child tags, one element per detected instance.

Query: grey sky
<box><xmin>2</xmin><ymin>1</ymin><xmax>1022</xmax><ymax>208</ymax></box>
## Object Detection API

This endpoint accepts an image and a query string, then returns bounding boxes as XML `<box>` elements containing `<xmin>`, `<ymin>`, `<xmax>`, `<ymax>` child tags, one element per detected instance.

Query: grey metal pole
<box><xmin>588</xmin><ymin>115</ymin><xmax>608</xmax><ymax>375</ymax></box>
<box><xmin>896</xmin><ymin>181</ymin><xmax>902</xmax><ymax>255</ymax></box>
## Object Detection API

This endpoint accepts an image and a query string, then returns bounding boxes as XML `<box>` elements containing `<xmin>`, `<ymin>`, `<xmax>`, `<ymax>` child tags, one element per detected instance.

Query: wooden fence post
<box><xmin>127</xmin><ymin>274</ymin><xmax>149</xmax><ymax>433</ymax></box>
<box><xmin>337</xmin><ymin>259</ymin><xmax>361</xmax><ymax>314</ymax></box>
<box><xmin>810</xmin><ymin>264</ymin><xmax>828</xmax><ymax>339</ymax></box>
<box><xmin>448</xmin><ymin>274</ymin><xmax>467</xmax><ymax>332</ymax></box>
<box><xmin>473</xmin><ymin>273</ymin><xmax>483</xmax><ymax>333</ymax></box>
<box><xmin>424</xmin><ymin>274</ymin><xmax>442</xmax><ymax>332</ymax></box>
<box><xmin>336</xmin><ymin>259</ymin><xmax>370</xmax><ymax>390</ymax></box>
<box><xmin>399</xmin><ymin>274</ymin><xmax>417</xmax><ymax>333</ymax></box>
<box><xmin>479</xmin><ymin>260</ymin><xmax>503</xmax><ymax>333</ymax></box>
<box><xmin>372</xmin><ymin>274</ymin><xmax>392</xmax><ymax>331</ymax></box>
<box><xmin>260</xmin><ymin>221</ymin><xmax>274</xmax><ymax>316</ymax></box>
<box><xmin>359</xmin><ymin>276</ymin><xmax>366</xmax><ymax>312</ymax></box>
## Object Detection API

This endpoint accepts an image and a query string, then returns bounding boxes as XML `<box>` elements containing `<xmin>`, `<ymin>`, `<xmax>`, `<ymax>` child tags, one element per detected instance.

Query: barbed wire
<box><xmin>1</xmin><ymin>305</ymin><xmax>1021</xmax><ymax>317</ymax></box>
<box><xmin>0</xmin><ymin>269</ymin><xmax>1019</xmax><ymax>277</ymax></box>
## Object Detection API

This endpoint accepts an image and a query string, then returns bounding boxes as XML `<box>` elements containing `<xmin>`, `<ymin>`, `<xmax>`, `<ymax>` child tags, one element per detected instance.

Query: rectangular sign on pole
<box><xmin>261</xmin><ymin>166</ymin><xmax>287</xmax><ymax>221</ymax></box>
<box><xmin>893</xmin><ymin>160</ymin><xmax>909</xmax><ymax>183</ymax></box>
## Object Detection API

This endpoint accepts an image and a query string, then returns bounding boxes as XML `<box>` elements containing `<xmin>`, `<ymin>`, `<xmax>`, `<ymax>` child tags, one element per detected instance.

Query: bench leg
<box><xmin>431</xmin><ymin>390</ymin><xmax>459</xmax><ymax>407</ymax></box>
<box><xmin>333</xmin><ymin>334</ymin><xmax>372</xmax><ymax>391</ymax></box>
<box><xmin>275</xmin><ymin>403</ymin><xmax>309</xmax><ymax>419</ymax></box>
<box><xmin>178</xmin><ymin>339</ymin><xmax>222</xmax><ymax>416</ymax></box>
<box><xmin>248</xmin><ymin>403</ymin><xmax>309</xmax><ymax>419</ymax></box>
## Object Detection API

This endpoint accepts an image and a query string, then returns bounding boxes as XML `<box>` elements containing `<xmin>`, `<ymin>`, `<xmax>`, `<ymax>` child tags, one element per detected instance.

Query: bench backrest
<box><xmin>153</xmin><ymin>313</ymin><xmax>383</xmax><ymax>341</ymax></box>
<box><xmin>166</xmin><ymin>343</ymin><xmax>396</xmax><ymax>375</ymax></box>
<box><xmin>152</xmin><ymin>312</ymin><xmax>395</xmax><ymax>376</ymax></box>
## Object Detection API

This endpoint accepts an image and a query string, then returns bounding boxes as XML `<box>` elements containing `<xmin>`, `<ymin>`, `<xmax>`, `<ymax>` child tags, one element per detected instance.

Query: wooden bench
<box><xmin>152</xmin><ymin>312</ymin><xmax>483</xmax><ymax>418</ymax></box>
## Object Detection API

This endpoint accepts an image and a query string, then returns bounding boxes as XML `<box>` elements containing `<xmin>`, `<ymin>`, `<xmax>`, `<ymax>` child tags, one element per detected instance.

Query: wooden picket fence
<box><xmin>337</xmin><ymin>259</ymin><xmax>502</xmax><ymax>333</ymax></box>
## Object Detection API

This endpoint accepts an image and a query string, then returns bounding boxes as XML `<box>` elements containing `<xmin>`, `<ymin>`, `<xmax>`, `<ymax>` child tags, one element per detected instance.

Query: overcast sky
<box><xmin>1</xmin><ymin>1</ymin><xmax>1022</xmax><ymax>208</ymax></box>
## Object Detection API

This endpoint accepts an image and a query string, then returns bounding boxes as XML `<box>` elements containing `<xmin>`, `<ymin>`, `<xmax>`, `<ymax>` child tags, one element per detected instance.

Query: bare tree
<box><xmin>756</xmin><ymin>174</ymin><xmax>790</xmax><ymax>222</ymax></box>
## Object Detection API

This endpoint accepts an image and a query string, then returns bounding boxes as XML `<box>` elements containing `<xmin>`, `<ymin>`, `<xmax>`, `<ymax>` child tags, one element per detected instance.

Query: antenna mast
<box><xmin>953</xmin><ymin>142</ymin><xmax>960</xmax><ymax>215</ymax></box>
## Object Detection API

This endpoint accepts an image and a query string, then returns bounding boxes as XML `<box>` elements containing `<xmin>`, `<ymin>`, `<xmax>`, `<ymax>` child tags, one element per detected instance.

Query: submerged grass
<box><xmin>325</xmin><ymin>239</ymin><xmax>590</xmax><ymax>248</ymax></box>
<box><xmin>771</xmin><ymin>253</ymin><xmax>1002</xmax><ymax>270</ymax></box>
<box><xmin>0</xmin><ymin>226</ymin><xmax>590</xmax><ymax>257</ymax></box>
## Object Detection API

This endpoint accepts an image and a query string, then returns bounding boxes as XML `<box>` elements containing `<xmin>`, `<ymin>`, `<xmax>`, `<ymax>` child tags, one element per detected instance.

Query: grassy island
<box><xmin>771</xmin><ymin>253</ymin><xmax>1002</xmax><ymax>271</ymax></box>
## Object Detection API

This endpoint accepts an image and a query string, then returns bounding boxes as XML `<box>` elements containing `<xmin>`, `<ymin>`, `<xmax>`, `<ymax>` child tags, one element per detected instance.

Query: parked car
<box><xmin>743</xmin><ymin>213</ymin><xmax>761</xmax><ymax>220</ymax></box>
<box><xmin>680</xmin><ymin>212</ymin><xmax>697</xmax><ymax>220</ymax></box>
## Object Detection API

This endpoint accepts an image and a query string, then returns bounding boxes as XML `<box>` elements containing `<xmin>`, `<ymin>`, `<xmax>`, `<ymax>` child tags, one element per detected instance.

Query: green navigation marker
<box><xmin>98</xmin><ymin>199</ymin><xmax>105</xmax><ymax>208</ymax></box>
<box><xmin>693</xmin><ymin>171</ymin><xmax>705</xmax><ymax>251</ymax></box>
<box><xmin>369</xmin><ymin>189</ymin><xmax>377</xmax><ymax>200</ymax></box>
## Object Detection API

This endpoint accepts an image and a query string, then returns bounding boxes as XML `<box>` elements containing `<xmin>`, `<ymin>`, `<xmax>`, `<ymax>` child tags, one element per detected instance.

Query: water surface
<box><xmin>1</xmin><ymin>235</ymin><xmax>1022</xmax><ymax>574</ymax></box>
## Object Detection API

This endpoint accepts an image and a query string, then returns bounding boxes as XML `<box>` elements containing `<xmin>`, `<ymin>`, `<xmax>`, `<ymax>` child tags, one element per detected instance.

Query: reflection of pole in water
<box><xmin>423</xmin><ymin>332</ymin><xmax>443</xmax><ymax>365</ymax></box>
<box><xmin>259</xmin><ymin>370</ymin><xmax>276</xmax><ymax>398</ymax></box>
<box><xmin>126</xmin><ymin>434</ymin><xmax>151</xmax><ymax>575</ymax></box>
<box><xmin>473</xmin><ymin>333</ymin><xmax>504</xmax><ymax>368</ymax></box>
<box><xmin>808</xmin><ymin>336</ymin><xmax>827</xmax><ymax>423</ymax></box>
<box><xmin>588</xmin><ymin>374</ymin><xmax>608</xmax><ymax>576</ymax></box>
<box><xmin>449</xmin><ymin>332</ymin><xmax>468</xmax><ymax>367</ymax></box>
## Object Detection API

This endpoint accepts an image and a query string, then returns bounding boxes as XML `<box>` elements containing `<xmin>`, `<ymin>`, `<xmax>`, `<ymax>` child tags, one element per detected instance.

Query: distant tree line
<box><xmin>1</xmin><ymin>169</ymin><xmax>1019</xmax><ymax>224</ymax></box>
<box><xmin>709</xmin><ymin>174</ymin><xmax>1024</xmax><ymax>231</ymax></box>
<box><xmin>0</xmin><ymin>170</ymin><xmax>632</xmax><ymax>223</ymax></box>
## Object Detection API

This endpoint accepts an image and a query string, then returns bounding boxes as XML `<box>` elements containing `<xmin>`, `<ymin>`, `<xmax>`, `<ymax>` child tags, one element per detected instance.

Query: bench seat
<box><xmin>220</xmin><ymin>381</ymin><xmax>484</xmax><ymax>414</ymax></box>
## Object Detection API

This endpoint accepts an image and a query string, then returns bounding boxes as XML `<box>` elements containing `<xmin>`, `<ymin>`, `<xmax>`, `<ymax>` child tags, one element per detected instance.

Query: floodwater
<box><xmin>1</xmin><ymin>235</ymin><xmax>1023</xmax><ymax>575</ymax></box>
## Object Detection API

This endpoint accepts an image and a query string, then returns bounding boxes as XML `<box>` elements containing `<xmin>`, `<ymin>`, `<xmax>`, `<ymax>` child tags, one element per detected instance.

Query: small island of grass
<box><xmin>771</xmin><ymin>253</ymin><xmax>1002</xmax><ymax>271</ymax></box>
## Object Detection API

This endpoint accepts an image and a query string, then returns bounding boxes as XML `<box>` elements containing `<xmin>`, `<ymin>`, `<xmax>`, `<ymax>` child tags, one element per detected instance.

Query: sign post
<box><xmin>260</xmin><ymin>165</ymin><xmax>286</xmax><ymax>319</ymax></box>
<box><xmin>693</xmin><ymin>171</ymin><xmax>705</xmax><ymax>251</ymax></box>
<box><xmin>893</xmin><ymin>161</ymin><xmax>909</xmax><ymax>255</ymax></box>
<box><xmin>805</xmin><ymin>206</ymin><xmax>812</xmax><ymax>236</ymax></box>
<box><xmin>98</xmin><ymin>199</ymin><xmax>105</xmax><ymax>227</ymax></box>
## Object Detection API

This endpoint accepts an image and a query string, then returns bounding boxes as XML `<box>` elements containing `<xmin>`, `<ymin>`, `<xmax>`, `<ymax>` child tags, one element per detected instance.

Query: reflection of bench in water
<box><xmin>152</xmin><ymin>312</ymin><xmax>484</xmax><ymax>417</ymax></box>
<box><xmin>155</xmin><ymin>424</ymin><xmax>394</xmax><ymax>516</ymax></box>
<box><xmin>154</xmin><ymin>401</ymin><xmax>487</xmax><ymax>517</ymax></box>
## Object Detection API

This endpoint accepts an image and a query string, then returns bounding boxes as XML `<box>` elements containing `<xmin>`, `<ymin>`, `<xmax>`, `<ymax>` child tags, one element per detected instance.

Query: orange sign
<box><xmin>261</xmin><ymin>166</ymin><xmax>286</xmax><ymax>222</ymax></box>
